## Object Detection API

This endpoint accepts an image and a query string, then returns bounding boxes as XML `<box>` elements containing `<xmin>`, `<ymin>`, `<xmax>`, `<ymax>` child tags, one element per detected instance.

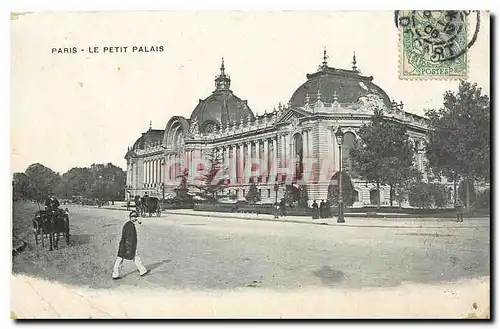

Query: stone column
<box><xmin>331</xmin><ymin>128</ymin><xmax>337</xmax><ymax>173</ymax></box>
<box><xmin>168</xmin><ymin>154</ymin><xmax>172</xmax><ymax>182</ymax></box>
<box><xmin>272</xmin><ymin>137</ymin><xmax>278</xmax><ymax>182</ymax></box>
<box><xmin>146</xmin><ymin>160</ymin><xmax>150</xmax><ymax>185</ymax></box>
<box><xmin>253</xmin><ymin>140</ymin><xmax>260</xmax><ymax>181</ymax></box>
<box><xmin>239</xmin><ymin>143</ymin><xmax>244</xmax><ymax>184</ymax></box>
<box><xmin>154</xmin><ymin>159</ymin><xmax>157</xmax><ymax>184</ymax></box>
<box><xmin>289</xmin><ymin>133</ymin><xmax>294</xmax><ymax>180</ymax></box>
<box><xmin>263</xmin><ymin>138</ymin><xmax>269</xmax><ymax>183</ymax></box>
<box><xmin>246</xmin><ymin>141</ymin><xmax>252</xmax><ymax>184</ymax></box>
<box><xmin>231</xmin><ymin>145</ymin><xmax>237</xmax><ymax>185</ymax></box>
<box><xmin>222</xmin><ymin>146</ymin><xmax>227</xmax><ymax>182</ymax></box>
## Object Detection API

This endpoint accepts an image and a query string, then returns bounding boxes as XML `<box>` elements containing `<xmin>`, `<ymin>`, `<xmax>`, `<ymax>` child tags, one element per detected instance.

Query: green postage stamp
<box><xmin>397</xmin><ymin>10</ymin><xmax>480</xmax><ymax>80</ymax></box>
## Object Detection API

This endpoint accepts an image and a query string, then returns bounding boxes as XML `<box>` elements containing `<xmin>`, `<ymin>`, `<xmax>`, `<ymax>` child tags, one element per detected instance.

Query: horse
<box><xmin>145</xmin><ymin>197</ymin><xmax>160</xmax><ymax>217</ymax></box>
<box><xmin>33</xmin><ymin>208</ymin><xmax>70</xmax><ymax>251</ymax></box>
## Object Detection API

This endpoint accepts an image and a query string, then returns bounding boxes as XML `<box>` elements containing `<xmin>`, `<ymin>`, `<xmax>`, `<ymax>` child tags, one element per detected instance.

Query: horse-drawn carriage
<box><xmin>33</xmin><ymin>208</ymin><xmax>70</xmax><ymax>251</ymax></box>
<box><xmin>134</xmin><ymin>195</ymin><xmax>161</xmax><ymax>217</ymax></box>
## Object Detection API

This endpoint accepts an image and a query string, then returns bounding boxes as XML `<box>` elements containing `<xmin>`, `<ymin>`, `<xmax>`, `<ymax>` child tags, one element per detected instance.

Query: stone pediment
<box><xmin>275</xmin><ymin>107</ymin><xmax>311</xmax><ymax>125</ymax></box>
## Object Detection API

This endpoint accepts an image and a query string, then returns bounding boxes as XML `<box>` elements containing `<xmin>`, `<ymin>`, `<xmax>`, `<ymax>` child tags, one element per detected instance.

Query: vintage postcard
<box><xmin>10</xmin><ymin>10</ymin><xmax>490</xmax><ymax>319</ymax></box>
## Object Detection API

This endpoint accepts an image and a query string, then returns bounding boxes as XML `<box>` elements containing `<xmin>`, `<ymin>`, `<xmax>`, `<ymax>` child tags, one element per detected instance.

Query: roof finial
<box><xmin>332</xmin><ymin>90</ymin><xmax>339</xmax><ymax>102</ymax></box>
<box><xmin>221</xmin><ymin>57</ymin><xmax>225</xmax><ymax>75</ymax></box>
<box><xmin>352</xmin><ymin>51</ymin><xmax>358</xmax><ymax>72</ymax></box>
<box><xmin>322</xmin><ymin>46</ymin><xmax>328</xmax><ymax>67</ymax></box>
<box><xmin>149</xmin><ymin>120</ymin><xmax>152</xmax><ymax>130</ymax></box>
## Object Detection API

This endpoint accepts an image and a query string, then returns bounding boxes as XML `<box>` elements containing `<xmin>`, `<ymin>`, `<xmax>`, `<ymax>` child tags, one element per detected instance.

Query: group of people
<box><xmin>311</xmin><ymin>200</ymin><xmax>333</xmax><ymax>219</ymax></box>
<box><xmin>274</xmin><ymin>199</ymin><xmax>287</xmax><ymax>217</ymax></box>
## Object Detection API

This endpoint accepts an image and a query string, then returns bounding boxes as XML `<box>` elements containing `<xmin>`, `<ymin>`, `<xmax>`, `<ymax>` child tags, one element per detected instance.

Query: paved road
<box><xmin>12</xmin><ymin>202</ymin><xmax>490</xmax><ymax>291</ymax></box>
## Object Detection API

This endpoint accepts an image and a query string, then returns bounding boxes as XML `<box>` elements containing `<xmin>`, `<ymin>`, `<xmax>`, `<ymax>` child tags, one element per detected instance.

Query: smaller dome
<box><xmin>189</xmin><ymin>59</ymin><xmax>254</xmax><ymax>133</ymax></box>
<box><xmin>132</xmin><ymin>129</ymin><xmax>164</xmax><ymax>151</ymax></box>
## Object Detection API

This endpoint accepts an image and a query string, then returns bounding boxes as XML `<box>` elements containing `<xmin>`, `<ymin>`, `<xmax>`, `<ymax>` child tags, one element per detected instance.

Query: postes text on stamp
<box><xmin>396</xmin><ymin>10</ymin><xmax>479</xmax><ymax>80</ymax></box>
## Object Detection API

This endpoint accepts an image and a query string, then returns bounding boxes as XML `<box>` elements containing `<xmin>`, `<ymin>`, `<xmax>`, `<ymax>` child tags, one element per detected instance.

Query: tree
<box><xmin>408</xmin><ymin>182</ymin><xmax>448</xmax><ymax>209</ymax></box>
<box><xmin>429</xmin><ymin>183</ymin><xmax>448</xmax><ymax>208</ymax></box>
<box><xmin>327</xmin><ymin>171</ymin><xmax>355</xmax><ymax>207</ymax></box>
<box><xmin>350</xmin><ymin>108</ymin><xmax>416</xmax><ymax>208</ymax></box>
<box><xmin>283</xmin><ymin>185</ymin><xmax>300</xmax><ymax>206</ymax></box>
<box><xmin>392</xmin><ymin>167</ymin><xmax>423</xmax><ymax>207</ymax></box>
<box><xmin>56</xmin><ymin>167</ymin><xmax>93</xmax><ymax>199</ymax></box>
<box><xmin>24</xmin><ymin>163</ymin><xmax>61</xmax><ymax>203</ymax></box>
<box><xmin>245</xmin><ymin>183</ymin><xmax>261</xmax><ymax>203</ymax></box>
<box><xmin>12</xmin><ymin>173</ymin><xmax>31</xmax><ymax>201</ymax></box>
<box><xmin>458</xmin><ymin>179</ymin><xmax>476</xmax><ymax>206</ymax></box>
<box><xmin>425</xmin><ymin>80</ymin><xmax>490</xmax><ymax>211</ymax></box>
<box><xmin>199</xmin><ymin>149</ymin><xmax>228</xmax><ymax>201</ymax></box>
<box><xmin>174</xmin><ymin>168</ymin><xmax>191</xmax><ymax>201</ymax></box>
<box><xmin>298</xmin><ymin>186</ymin><xmax>309</xmax><ymax>208</ymax></box>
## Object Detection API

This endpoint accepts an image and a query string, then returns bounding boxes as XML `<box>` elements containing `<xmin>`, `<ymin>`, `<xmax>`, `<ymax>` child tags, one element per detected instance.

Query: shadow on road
<box><xmin>121</xmin><ymin>259</ymin><xmax>172</xmax><ymax>279</ymax></box>
<box><xmin>313</xmin><ymin>266</ymin><xmax>345</xmax><ymax>286</ymax></box>
<box><xmin>67</xmin><ymin>234</ymin><xmax>92</xmax><ymax>247</ymax></box>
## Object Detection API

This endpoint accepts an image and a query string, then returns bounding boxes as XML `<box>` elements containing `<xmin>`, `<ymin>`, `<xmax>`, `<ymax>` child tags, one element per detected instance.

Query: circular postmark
<box><xmin>395</xmin><ymin>10</ymin><xmax>480</xmax><ymax>63</ymax></box>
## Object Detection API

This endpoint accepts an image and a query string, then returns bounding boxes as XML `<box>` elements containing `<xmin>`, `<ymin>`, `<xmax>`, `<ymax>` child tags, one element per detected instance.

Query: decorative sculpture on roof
<box><xmin>357</xmin><ymin>93</ymin><xmax>388</xmax><ymax>114</ymax></box>
<box><xmin>188</xmin><ymin>119</ymin><xmax>200</xmax><ymax>138</ymax></box>
<box><xmin>290</xmin><ymin>116</ymin><xmax>300</xmax><ymax>131</ymax></box>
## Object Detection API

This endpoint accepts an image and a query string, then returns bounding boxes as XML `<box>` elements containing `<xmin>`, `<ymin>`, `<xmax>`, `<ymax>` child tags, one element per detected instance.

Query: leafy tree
<box><xmin>458</xmin><ymin>179</ymin><xmax>476</xmax><ymax>206</ymax></box>
<box><xmin>408</xmin><ymin>183</ymin><xmax>433</xmax><ymax>209</ymax></box>
<box><xmin>12</xmin><ymin>173</ymin><xmax>31</xmax><ymax>201</ymax></box>
<box><xmin>283</xmin><ymin>185</ymin><xmax>300</xmax><ymax>206</ymax></box>
<box><xmin>327</xmin><ymin>171</ymin><xmax>355</xmax><ymax>207</ymax></box>
<box><xmin>408</xmin><ymin>182</ymin><xmax>448</xmax><ymax>209</ymax></box>
<box><xmin>24</xmin><ymin>163</ymin><xmax>61</xmax><ymax>203</ymax></box>
<box><xmin>174</xmin><ymin>168</ymin><xmax>191</xmax><ymax>201</ymax></box>
<box><xmin>199</xmin><ymin>149</ymin><xmax>228</xmax><ymax>201</ymax></box>
<box><xmin>429</xmin><ymin>183</ymin><xmax>448</xmax><ymax>208</ymax></box>
<box><xmin>245</xmin><ymin>183</ymin><xmax>261</xmax><ymax>203</ymax></box>
<box><xmin>475</xmin><ymin>188</ymin><xmax>490</xmax><ymax>209</ymax></box>
<box><xmin>350</xmin><ymin>108</ymin><xmax>417</xmax><ymax>208</ymax></box>
<box><xmin>392</xmin><ymin>167</ymin><xmax>423</xmax><ymax>207</ymax></box>
<box><xmin>298</xmin><ymin>186</ymin><xmax>309</xmax><ymax>208</ymax></box>
<box><xmin>56</xmin><ymin>167</ymin><xmax>93</xmax><ymax>199</ymax></box>
<box><xmin>425</xmin><ymin>80</ymin><xmax>490</xmax><ymax>211</ymax></box>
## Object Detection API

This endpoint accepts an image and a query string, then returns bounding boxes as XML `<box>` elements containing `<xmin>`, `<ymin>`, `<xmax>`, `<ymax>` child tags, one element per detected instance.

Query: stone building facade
<box><xmin>125</xmin><ymin>51</ymin><xmax>453</xmax><ymax>207</ymax></box>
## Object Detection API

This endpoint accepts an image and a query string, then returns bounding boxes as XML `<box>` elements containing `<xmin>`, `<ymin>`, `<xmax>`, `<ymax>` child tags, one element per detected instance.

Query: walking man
<box><xmin>455</xmin><ymin>200</ymin><xmax>464</xmax><ymax>223</ymax></box>
<box><xmin>112</xmin><ymin>211</ymin><xmax>149</xmax><ymax>279</ymax></box>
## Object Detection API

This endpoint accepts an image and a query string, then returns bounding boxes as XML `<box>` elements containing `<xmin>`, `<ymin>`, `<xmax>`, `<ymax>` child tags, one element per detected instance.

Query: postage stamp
<box><xmin>397</xmin><ymin>10</ymin><xmax>480</xmax><ymax>80</ymax></box>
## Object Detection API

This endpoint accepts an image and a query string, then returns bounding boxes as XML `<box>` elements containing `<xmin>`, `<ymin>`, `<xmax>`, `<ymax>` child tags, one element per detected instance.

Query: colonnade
<box><xmin>142</xmin><ymin>158</ymin><xmax>163</xmax><ymax>187</ymax></box>
<box><xmin>162</xmin><ymin>129</ymin><xmax>314</xmax><ymax>185</ymax></box>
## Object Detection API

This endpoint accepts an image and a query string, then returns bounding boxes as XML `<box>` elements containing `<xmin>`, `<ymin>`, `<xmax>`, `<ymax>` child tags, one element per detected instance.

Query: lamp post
<box><xmin>98</xmin><ymin>175</ymin><xmax>103</xmax><ymax>208</ymax></box>
<box><xmin>335</xmin><ymin>127</ymin><xmax>345</xmax><ymax>223</ymax></box>
<box><xmin>274</xmin><ymin>182</ymin><xmax>279</xmax><ymax>218</ymax></box>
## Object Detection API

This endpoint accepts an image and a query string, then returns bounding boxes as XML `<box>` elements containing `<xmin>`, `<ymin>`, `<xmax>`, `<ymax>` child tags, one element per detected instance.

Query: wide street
<box><xmin>12</xmin><ymin>202</ymin><xmax>490</xmax><ymax>292</ymax></box>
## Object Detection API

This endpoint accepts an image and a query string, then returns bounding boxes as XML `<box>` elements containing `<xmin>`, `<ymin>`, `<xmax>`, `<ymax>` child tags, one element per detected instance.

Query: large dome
<box><xmin>189</xmin><ymin>59</ymin><xmax>254</xmax><ymax>134</ymax></box>
<box><xmin>289</xmin><ymin>52</ymin><xmax>392</xmax><ymax>109</ymax></box>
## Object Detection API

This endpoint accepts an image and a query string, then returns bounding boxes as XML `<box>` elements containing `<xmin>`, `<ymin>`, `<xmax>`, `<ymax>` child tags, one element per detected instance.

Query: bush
<box><xmin>409</xmin><ymin>183</ymin><xmax>448</xmax><ymax>209</ymax></box>
<box><xmin>408</xmin><ymin>183</ymin><xmax>434</xmax><ymax>209</ymax></box>
<box><xmin>245</xmin><ymin>183</ymin><xmax>261</xmax><ymax>203</ymax></box>
<box><xmin>429</xmin><ymin>183</ymin><xmax>448</xmax><ymax>208</ymax></box>
<box><xmin>327</xmin><ymin>171</ymin><xmax>355</xmax><ymax>207</ymax></box>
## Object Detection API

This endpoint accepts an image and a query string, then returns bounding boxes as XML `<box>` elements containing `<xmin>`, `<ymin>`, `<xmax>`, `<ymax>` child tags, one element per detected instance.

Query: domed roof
<box><xmin>289</xmin><ymin>51</ymin><xmax>392</xmax><ymax>109</ymax></box>
<box><xmin>189</xmin><ymin>59</ymin><xmax>254</xmax><ymax>133</ymax></box>
<box><xmin>132</xmin><ymin>128</ymin><xmax>164</xmax><ymax>151</ymax></box>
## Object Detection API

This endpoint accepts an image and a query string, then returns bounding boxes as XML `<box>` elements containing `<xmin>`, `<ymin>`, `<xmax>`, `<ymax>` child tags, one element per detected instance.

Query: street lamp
<box><xmin>335</xmin><ymin>127</ymin><xmax>345</xmax><ymax>223</ymax></box>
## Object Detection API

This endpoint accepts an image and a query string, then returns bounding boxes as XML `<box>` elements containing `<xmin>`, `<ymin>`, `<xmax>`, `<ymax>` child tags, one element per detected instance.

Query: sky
<box><xmin>10</xmin><ymin>10</ymin><xmax>490</xmax><ymax>174</ymax></box>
